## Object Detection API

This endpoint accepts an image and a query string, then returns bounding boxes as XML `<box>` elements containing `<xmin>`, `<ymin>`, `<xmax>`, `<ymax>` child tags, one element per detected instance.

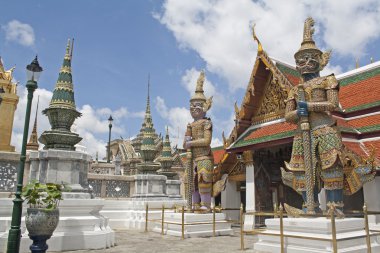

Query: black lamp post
<box><xmin>7</xmin><ymin>56</ymin><xmax>43</xmax><ymax>253</ymax></box>
<box><xmin>107</xmin><ymin>115</ymin><xmax>113</xmax><ymax>163</ymax></box>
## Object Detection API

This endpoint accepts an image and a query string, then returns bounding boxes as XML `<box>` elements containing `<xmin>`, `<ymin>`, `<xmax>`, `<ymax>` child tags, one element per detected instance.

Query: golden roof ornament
<box><xmin>294</xmin><ymin>17</ymin><xmax>331</xmax><ymax>71</ymax></box>
<box><xmin>0</xmin><ymin>57</ymin><xmax>15</xmax><ymax>82</ymax></box>
<box><xmin>252</xmin><ymin>24</ymin><xmax>263</xmax><ymax>54</ymax></box>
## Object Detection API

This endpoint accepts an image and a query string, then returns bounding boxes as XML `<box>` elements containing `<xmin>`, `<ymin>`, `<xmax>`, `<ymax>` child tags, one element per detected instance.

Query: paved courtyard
<box><xmin>56</xmin><ymin>228</ymin><xmax>258</xmax><ymax>253</ymax></box>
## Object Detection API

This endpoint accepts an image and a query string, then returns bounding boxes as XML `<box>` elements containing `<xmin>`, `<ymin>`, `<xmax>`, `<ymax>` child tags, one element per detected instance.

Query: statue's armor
<box><xmin>190</xmin><ymin>118</ymin><xmax>213</xmax><ymax>161</ymax></box>
<box><xmin>281</xmin><ymin>17</ymin><xmax>376</xmax><ymax>213</ymax></box>
<box><xmin>285</xmin><ymin>75</ymin><xmax>344</xmax><ymax>194</ymax></box>
<box><xmin>189</xmin><ymin>118</ymin><xmax>214</xmax><ymax>208</ymax></box>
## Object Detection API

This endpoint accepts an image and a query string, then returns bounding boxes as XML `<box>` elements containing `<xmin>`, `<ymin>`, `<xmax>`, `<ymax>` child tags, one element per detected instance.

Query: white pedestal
<box><xmin>100</xmin><ymin>199</ymin><xmax>186</xmax><ymax>230</ymax></box>
<box><xmin>253</xmin><ymin>218</ymin><xmax>380</xmax><ymax>253</ymax></box>
<box><xmin>152</xmin><ymin>212</ymin><xmax>234</xmax><ymax>238</ymax></box>
<box><xmin>0</xmin><ymin>198</ymin><xmax>115</xmax><ymax>253</ymax></box>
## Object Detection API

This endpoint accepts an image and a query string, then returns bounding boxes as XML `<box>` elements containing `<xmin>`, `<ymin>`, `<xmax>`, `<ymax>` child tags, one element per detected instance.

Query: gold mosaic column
<box><xmin>0</xmin><ymin>59</ymin><xmax>19</xmax><ymax>152</ymax></box>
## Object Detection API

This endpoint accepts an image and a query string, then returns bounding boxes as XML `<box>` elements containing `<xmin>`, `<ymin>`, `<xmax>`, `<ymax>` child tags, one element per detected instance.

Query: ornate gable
<box><xmin>252</xmin><ymin>75</ymin><xmax>289</xmax><ymax>124</ymax></box>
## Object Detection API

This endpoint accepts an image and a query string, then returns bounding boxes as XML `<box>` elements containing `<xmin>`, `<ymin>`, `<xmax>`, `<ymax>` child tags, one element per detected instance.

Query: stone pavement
<box><xmin>55</xmin><ymin>228</ymin><xmax>259</xmax><ymax>253</ymax></box>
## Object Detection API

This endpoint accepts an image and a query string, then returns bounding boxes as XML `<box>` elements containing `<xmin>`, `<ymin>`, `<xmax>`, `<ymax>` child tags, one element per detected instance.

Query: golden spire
<box><xmin>252</xmin><ymin>24</ymin><xmax>263</xmax><ymax>54</ymax></box>
<box><xmin>356</xmin><ymin>58</ymin><xmax>359</xmax><ymax>69</ymax></box>
<box><xmin>294</xmin><ymin>17</ymin><xmax>331</xmax><ymax>71</ymax></box>
<box><xmin>26</xmin><ymin>96</ymin><xmax>40</xmax><ymax>151</ymax></box>
<box><xmin>190</xmin><ymin>70</ymin><xmax>207</xmax><ymax>102</ymax></box>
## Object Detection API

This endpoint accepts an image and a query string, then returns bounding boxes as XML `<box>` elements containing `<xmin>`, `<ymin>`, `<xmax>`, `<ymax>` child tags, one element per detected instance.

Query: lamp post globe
<box><xmin>107</xmin><ymin>115</ymin><xmax>113</xmax><ymax>163</ymax></box>
<box><xmin>7</xmin><ymin>56</ymin><xmax>43</xmax><ymax>253</ymax></box>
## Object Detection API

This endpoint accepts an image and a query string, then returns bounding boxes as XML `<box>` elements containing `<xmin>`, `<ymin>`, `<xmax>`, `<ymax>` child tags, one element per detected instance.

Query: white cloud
<box><xmin>155</xmin><ymin>96</ymin><xmax>192</xmax><ymax>147</ymax></box>
<box><xmin>2</xmin><ymin>20</ymin><xmax>35</xmax><ymax>47</ymax></box>
<box><xmin>156</xmin><ymin>0</ymin><xmax>380</xmax><ymax>91</ymax></box>
<box><xmin>211</xmin><ymin>137</ymin><xmax>223</xmax><ymax>148</ymax></box>
<box><xmin>10</xmin><ymin>86</ymin><xmax>141</xmax><ymax>159</ymax></box>
<box><xmin>155</xmin><ymin>95</ymin><xmax>232</xmax><ymax>148</ymax></box>
<box><xmin>181</xmin><ymin>68</ymin><xmax>229</xmax><ymax>109</ymax></box>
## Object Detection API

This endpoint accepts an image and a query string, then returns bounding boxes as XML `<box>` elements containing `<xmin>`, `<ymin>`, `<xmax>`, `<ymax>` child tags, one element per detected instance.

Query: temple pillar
<box><xmin>0</xmin><ymin>61</ymin><xmax>19</xmax><ymax>152</ymax></box>
<box><xmin>363</xmin><ymin>176</ymin><xmax>380</xmax><ymax>225</ymax></box>
<box><xmin>221</xmin><ymin>179</ymin><xmax>240</xmax><ymax>221</ymax></box>
<box><xmin>243</xmin><ymin>150</ymin><xmax>255</xmax><ymax>230</ymax></box>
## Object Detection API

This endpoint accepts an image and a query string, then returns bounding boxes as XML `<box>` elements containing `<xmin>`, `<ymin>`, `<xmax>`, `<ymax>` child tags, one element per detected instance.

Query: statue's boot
<box><xmin>280</xmin><ymin>167</ymin><xmax>295</xmax><ymax>189</ymax></box>
<box><xmin>326</xmin><ymin>189</ymin><xmax>344</xmax><ymax>218</ymax></box>
<box><xmin>192</xmin><ymin>191</ymin><xmax>201</xmax><ymax>210</ymax></box>
<box><xmin>199</xmin><ymin>192</ymin><xmax>211</xmax><ymax>213</ymax></box>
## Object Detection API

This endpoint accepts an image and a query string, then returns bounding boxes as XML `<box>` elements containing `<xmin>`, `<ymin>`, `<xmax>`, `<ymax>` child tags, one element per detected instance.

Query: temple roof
<box><xmin>229</xmin><ymin>62</ymin><xmax>380</xmax><ymax>153</ymax></box>
<box><xmin>212</xmin><ymin>40</ymin><xmax>380</xmax><ymax>174</ymax></box>
<box><xmin>338</xmin><ymin>62</ymin><xmax>380</xmax><ymax>114</ymax></box>
<box><xmin>212</xmin><ymin>146</ymin><xmax>226</xmax><ymax>165</ymax></box>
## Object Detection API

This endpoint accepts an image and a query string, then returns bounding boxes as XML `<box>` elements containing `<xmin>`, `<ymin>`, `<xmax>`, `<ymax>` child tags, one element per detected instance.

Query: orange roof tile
<box><xmin>340</xmin><ymin>74</ymin><xmax>380</xmax><ymax>111</ymax></box>
<box><xmin>284</xmin><ymin>73</ymin><xmax>300</xmax><ymax>86</ymax></box>
<box><xmin>347</xmin><ymin>114</ymin><xmax>380</xmax><ymax>129</ymax></box>
<box><xmin>244</xmin><ymin>122</ymin><xmax>296</xmax><ymax>141</ymax></box>
<box><xmin>212</xmin><ymin>148</ymin><xmax>226</xmax><ymax>165</ymax></box>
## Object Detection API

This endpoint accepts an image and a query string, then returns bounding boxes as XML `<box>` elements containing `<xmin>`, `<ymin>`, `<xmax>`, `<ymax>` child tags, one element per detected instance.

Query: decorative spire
<box><xmin>146</xmin><ymin>74</ymin><xmax>151</xmax><ymax>115</ymax></box>
<box><xmin>190</xmin><ymin>70</ymin><xmax>207</xmax><ymax>102</ymax></box>
<box><xmin>39</xmin><ymin>39</ymin><xmax>82</xmax><ymax>150</ymax></box>
<box><xmin>190</xmin><ymin>71</ymin><xmax>213</xmax><ymax>112</ymax></box>
<box><xmin>159</xmin><ymin>126</ymin><xmax>174</xmax><ymax>175</ymax></box>
<box><xmin>141</xmin><ymin>76</ymin><xmax>154</xmax><ymax>132</ymax></box>
<box><xmin>26</xmin><ymin>96</ymin><xmax>40</xmax><ymax>151</ymax></box>
<box><xmin>294</xmin><ymin>17</ymin><xmax>331</xmax><ymax>71</ymax></box>
<box><xmin>160</xmin><ymin>127</ymin><xmax>173</xmax><ymax>162</ymax></box>
<box><xmin>49</xmin><ymin>38</ymin><xmax>76</xmax><ymax>110</ymax></box>
<box><xmin>140</xmin><ymin>77</ymin><xmax>158</xmax><ymax>162</ymax></box>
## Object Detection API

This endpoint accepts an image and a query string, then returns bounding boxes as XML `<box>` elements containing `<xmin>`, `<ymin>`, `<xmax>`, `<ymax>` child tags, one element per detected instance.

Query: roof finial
<box><xmin>65</xmin><ymin>38</ymin><xmax>71</xmax><ymax>58</ymax></box>
<box><xmin>70</xmin><ymin>38</ymin><xmax>74</xmax><ymax>60</ymax></box>
<box><xmin>146</xmin><ymin>74</ymin><xmax>151</xmax><ymax>114</ymax></box>
<box><xmin>355</xmin><ymin>58</ymin><xmax>359</xmax><ymax>69</ymax></box>
<box><xmin>26</xmin><ymin>95</ymin><xmax>40</xmax><ymax>151</ymax></box>
<box><xmin>252</xmin><ymin>24</ymin><xmax>263</xmax><ymax>54</ymax></box>
<box><xmin>35</xmin><ymin>95</ymin><xmax>39</xmax><ymax>121</ymax></box>
<box><xmin>370</xmin><ymin>57</ymin><xmax>374</xmax><ymax>64</ymax></box>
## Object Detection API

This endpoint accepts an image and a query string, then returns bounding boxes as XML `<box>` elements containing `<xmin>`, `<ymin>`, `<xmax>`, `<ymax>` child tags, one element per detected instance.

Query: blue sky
<box><xmin>2</xmin><ymin>0</ymin><xmax>380</xmax><ymax>158</ymax></box>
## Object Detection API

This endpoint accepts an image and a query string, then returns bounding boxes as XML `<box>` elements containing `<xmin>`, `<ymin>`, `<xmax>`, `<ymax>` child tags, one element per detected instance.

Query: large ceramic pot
<box><xmin>25</xmin><ymin>208</ymin><xmax>60</xmax><ymax>253</ymax></box>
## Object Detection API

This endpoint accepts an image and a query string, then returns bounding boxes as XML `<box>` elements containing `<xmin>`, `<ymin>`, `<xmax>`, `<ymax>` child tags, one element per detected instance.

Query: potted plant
<box><xmin>22</xmin><ymin>180</ymin><xmax>65</xmax><ymax>253</ymax></box>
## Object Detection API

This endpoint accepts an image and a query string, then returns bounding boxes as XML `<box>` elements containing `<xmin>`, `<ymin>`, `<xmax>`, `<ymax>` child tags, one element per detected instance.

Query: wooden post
<box><xmin>181</xmin><ymin>206</ymin><xmax>185</xmax><ymax>240</ymax></box>
<box><xmin>145</xmin><ymin>203</ymin><xmax>148</xmax><ymax>233</ymax></box>
<box><xmin>279</xmin><ymin>205</ymin><xmax>284</xmax><ymax>253</ymax></box>
<box><xmin>213</xmin><ymin>205</ymin><xmax>216</xmax><ymax>237</ymax></box>
<box><xmin>240</xmin><ymin>203</ymin><xmax>244</xmax><ymax>251</ymax></box>
<box><xmin>330</xmin><ymin>205</ymin><xmax>337</xmax><ymax>253</ymax></box>
<box><xmin>161</xmin><ymin>204</ymin><xmax>165</xmax><ymax>235</ymax></box>
<box><xmin>364</xmin><ymin>203</ymin><xmax>372</xmax><ymax>253</ymax></box>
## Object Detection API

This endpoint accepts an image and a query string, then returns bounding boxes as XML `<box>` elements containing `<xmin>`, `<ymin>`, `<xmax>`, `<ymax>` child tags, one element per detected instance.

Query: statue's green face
<box><xmin>190</xmin><ymin>101</ymin><xmax>206</xmax><ymax>120</ymax></box>
<box><xmin>295</xmin><ymin>51</ymin><xmax>320</xmax><ymax>75</ymax></box>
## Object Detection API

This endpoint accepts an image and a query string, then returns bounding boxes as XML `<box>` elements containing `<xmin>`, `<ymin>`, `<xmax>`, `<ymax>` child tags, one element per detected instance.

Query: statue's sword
<box><xmin>185</xmin><ymin>124</ymin><xmax>194</xmax><ymax>211</ymax></box>
<box><xmin>298</xmin><ymin>85</ymin><xmax>315</xmax><ymax>214</ymax></box>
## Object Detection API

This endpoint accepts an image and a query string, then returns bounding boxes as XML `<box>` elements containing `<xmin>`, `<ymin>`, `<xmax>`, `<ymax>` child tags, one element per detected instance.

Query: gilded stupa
<box><xmin>39</xmin><ymin>39</ymin><xmax>82</xmax><ymax>150</ymax></box>
<box><xmin>0</xmin><ymin>57</ymin><xmax>19</xmax><ymax>152</ymax></box>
